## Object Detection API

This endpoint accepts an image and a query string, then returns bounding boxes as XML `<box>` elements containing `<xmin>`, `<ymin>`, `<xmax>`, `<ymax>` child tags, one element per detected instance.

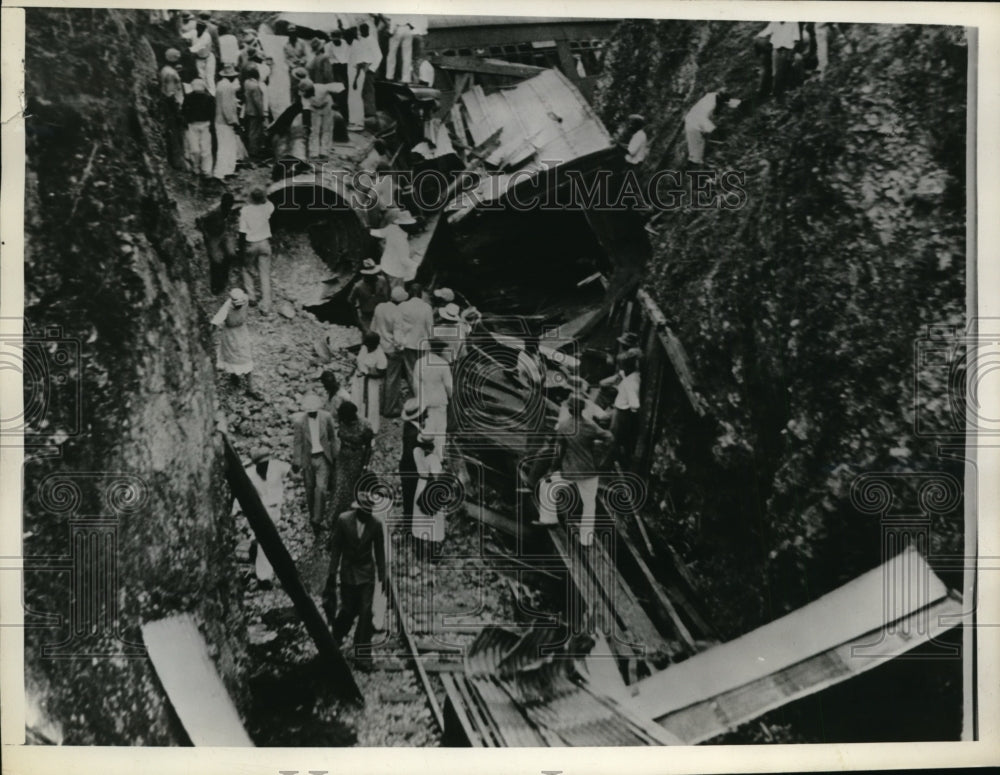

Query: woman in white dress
<box><xmin>352</xmin><ymin>331</ymin><xmax>388</xmax><ymax>434</ymax></box>
<box><xmin>411</xmin><ymin>434</ymin><xmax>445</xmax><ymax>551</ymax></box>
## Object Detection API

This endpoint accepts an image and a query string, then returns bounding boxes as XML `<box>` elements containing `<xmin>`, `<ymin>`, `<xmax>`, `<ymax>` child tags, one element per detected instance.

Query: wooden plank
<box><xmin>434</xmin><ymin>54</ymin><xmax>545</xmax><ymax>78</ymax></box>
<box><xmin>440</xmin><ymin>673</ymin><xmax>485</xmax><ymax>747</ymax></box>
<box><xmin>656</xmin><ymin>595</ymin><xmax>964</xmax><ymax>744</ymax></box>
<box><xmin>223</xmin><ymin>436</ymin><xmax>362</xmax><ymax>703</ymax></box>
<box><xmin>464</xmin><ymin>499</ymin><xmax>521</xmax><ymax>537</ymax></box>
<box><xmin>142</xmin><ymin>614</ymin><xmax>254</xmax><ymax>747</ymax></box>
<box><xmin>388</xmin><ymin>575</ymin><xmax>448</xmax><ymax>733</ymax></box>
<box><xmin>609</xmin><ymin>516</ymin><xmax>698</xmax><ymax>653</ymax></box>
<box><xmin>629</xmin><ymin>547</ymin><xmax>948</xmax><ymax>721</ymax></box>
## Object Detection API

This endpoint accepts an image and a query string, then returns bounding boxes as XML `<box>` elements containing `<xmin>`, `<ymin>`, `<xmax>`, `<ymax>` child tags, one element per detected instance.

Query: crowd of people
<box><xmin>155</xmin><ymin>11</ymin><xmax>438</xmax><ymax>181</ymax></box>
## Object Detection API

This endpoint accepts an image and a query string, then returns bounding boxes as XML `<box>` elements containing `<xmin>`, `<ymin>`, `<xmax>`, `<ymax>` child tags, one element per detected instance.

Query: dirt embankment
<box><xmin>23</xmin><ymin>9</ymin><xmax>246</xmax><ymax>743</ymax></box>
<box><xmin>594</xmin><ymin>21</ymin><xmax>966</xmax><ymax>636</ymax></box>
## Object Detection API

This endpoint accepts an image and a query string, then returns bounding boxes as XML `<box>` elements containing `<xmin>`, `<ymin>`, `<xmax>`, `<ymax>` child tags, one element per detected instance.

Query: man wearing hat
<box><xmin>291</xmin><ymin>393</ymin><xmax>339</xmax><ymax>531</ymax></box>
<box><xmin>217</xmin><ymin>22</ymin><xmax>240</xmax><ymax>69</ymax></box>
<box><xmin>432</xmin><ymin>302</ymin><xmax>465</xmax><ymax>365</ymax></box>
<box><xmin>186</xmin><ymin>17</ymin><xmax>217</xmax><ymax>95</ymax></box>
<box><xmin>181</xmin><ymin>78</ymin><xmax>216</xmax><ymax>179</ymax></box>
<box><xmin>348</xmin><ymin>258</ymin><xmax>390</xmax><ymax>334</ymax></box>
<box><xmin>371</xmin><ymin>285</ymin><xmax>407</xmax><ymax>417</ymax></box>
<box><xmin>284</xmin><ymin>25</ymin><xmax>311</xmax><ymax>99</ymax></box>
<box><xmin>213</xmin><ymin>63</ymin><xmax>244</xmax><ymax>179</ymax></box>
<box><xmin>233</xmin><ymin>447</ymin><xmax>291</xmax><ymax>584</ymax></box>
<box><xmin>430</xmin><ymin>286</ymin><xmax>455</xmax><ymax>312</ymax></box>
<box><xmin>322</xmin><ymin>483</ymin><xmax>386</xmax><ymax>670</ymax></box>
<box><xmin>371</xmin><ymin>210</ymin><xmax>418</xmax><ymax>286</ymax></box>
<box><xmin>549</xmin><ymin>396</ymin><xmax>613</xmax><ymax>546</ymax></box>
<box><xmin>242</xmin><ymin>65</ymin><xmax>267</xmax><ymax>161</ymax></box>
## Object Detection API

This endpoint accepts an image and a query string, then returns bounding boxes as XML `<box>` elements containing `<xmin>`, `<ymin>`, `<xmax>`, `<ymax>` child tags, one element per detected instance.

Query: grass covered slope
<box><xmin>595</xmin><ymin>21</ymin><xmax>967</xmax><ymax>637</ymax></box>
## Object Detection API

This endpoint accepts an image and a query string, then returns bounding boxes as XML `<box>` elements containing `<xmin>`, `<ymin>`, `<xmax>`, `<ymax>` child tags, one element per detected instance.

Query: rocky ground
<box><xmin>169</xmin><ymin>158</ymin><xmax>529</xmax><ymax>746</ymax></box>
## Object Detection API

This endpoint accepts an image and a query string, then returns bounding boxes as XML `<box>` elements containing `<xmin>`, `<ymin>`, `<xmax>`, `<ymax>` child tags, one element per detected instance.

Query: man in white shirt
<box><xmin>233</xmin><ymin>448</ymin><xmax>291</xmax><ymax>583</ymax></box>
<box><xmin>386</xmin><ymin>15</ymin><xmax>424</xmax><ymax>82</ymax></box>
<box><xmin>397</xmin><ymin>283</ymin><xmax>435</xmax><ymax>393</ymax></box>
<box><xmin>414</xmin><ymin>338</ymin><xmax>453</xmax><ymax>457</ymax></box>
<box><xmin>756</xmin><ymin>21</ymin><xmax>801</xmax><ymax>97</ymax></box>
<box><xmin>622</xmin><ymin>114</ymin><xmax>648</xmax><ymax>166</ymax></box>
<box><xmin>238</xmin><ymin>187</ymin><xmax>275</xmax><ymax>314</ymax></box>
<box><xmin>684</xmin><ymin>91</ymin><xmax>728</xmax><ymax>166</ymax></box>
<box><xmin>371</xmin><ymin>211</ymin><xmax>418</xmax><ymax>284</ymax></box>
<box><xmin>601</xmin><ymin>348</ymin><xmax>641</xmax><ymax>468</ymax></box>
<box><xmin>372</xmin><ymin>285</ymin><xmax>406</xmax><ymax>417</ymax></box>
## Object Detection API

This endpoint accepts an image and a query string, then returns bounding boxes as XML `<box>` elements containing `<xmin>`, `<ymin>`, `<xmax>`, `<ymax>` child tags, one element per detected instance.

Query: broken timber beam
<box><xmin>636</xmin><ymin>287</ymin><xmax>709</xmax><ymax>416</ymax></box>
<box><xmin>434</xmin><ymin>55</ymin><xmax>545</xmax><ymax>79</ymax></box>
<box><xmin>222</xmin><ymin>435</ymin><xmax>362</xmax><ymax>704</ymax></box>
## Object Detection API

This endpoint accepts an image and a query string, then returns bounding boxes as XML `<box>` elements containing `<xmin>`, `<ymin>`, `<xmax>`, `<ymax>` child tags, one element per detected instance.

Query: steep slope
<box><xmin>22</xmin><ymin>9</ymin><xmax>246</xmax><ymax>743</ymax></box>
<box><xmin>595</xmin><ymin>21</ymin><xmax>966</xmax><ymax>636</ymax></box>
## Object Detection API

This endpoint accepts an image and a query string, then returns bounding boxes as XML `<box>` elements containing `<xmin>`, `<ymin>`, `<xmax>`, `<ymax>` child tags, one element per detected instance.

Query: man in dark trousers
<box><xmin>323</xmin><ymin>486</ymin><xmax>387</xmax><ymax>671</ymax></box>
<box><xmin>195</xmin><ymin>191</ymin><xmax>237</xmax><ymax>294</ymax></box>
<box><xmin>291</xmin><ymin>393</ymin><xmax>339</xmax><ymax>533</ymax></box>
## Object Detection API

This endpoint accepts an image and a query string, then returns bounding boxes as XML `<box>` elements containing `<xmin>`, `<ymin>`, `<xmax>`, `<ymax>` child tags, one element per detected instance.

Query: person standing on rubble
<box><xmin>349</xmin><ymin>258</ymin><xmax>391</xmax><ymax>333</ymax></box>
<box><xmin>213</xmin><ymin>64</ymin><xmax>244</xmax><ymax>180</ymax></box>
<box><xmin>241</xmin><ymin>66</ymin><xmax>267</xmax><ymax>161</ymax></box>
<box><xmin>182</xmin><ymin>78</ymin><xmax>215</xmax><ymax>181</ymax></box>
<box><xmin>414</xmin><ymin>338</ymin><xmax>453</xmax><ymax>459</ymax></box>
<box><xmin>186</xmin><ymin>18</ymin><xmax>217</xmax><ymax>95</ymax></box>
<box><xmin>233</xmin><ymin>447</ymin><xmax>291</xmax><ymax>586</ymax></box>
<box><xmin>210</xmin><ymin>288</ymin><xmax>261</xmax><ymax>399</ymax></box>
<box><xmin>329</xmin><ymin>400</ymin><xmax>376</xmax><ymax>527</ymax></box>
<box><xmin>549</xmin><ymin>396</ymin><xmax>612</xmax><ymax>547</ymax></box>
<box><xmin>601</xmin><ymin>348</ymin><xmax>642</xmax><ymax>469</ymax></box>
<box><xmin>159</xmin><ymin>48</ymin><xmax>186</xmax><ymax>170</ymax></box>
<box><xmin>325</xmin><ymin>30</ymin><xmax>351</xmax><ymax>120</ymax></box>
<box><xmin>399</xmin><ymin>398</ymin><xmax>424</xmax><ymax>531</ymax></box>
<box><xmin>352</xmin><ymin>331</ymin><xmax>388</xmax><ymax>434</ymax></box>
<box><xmin>371</xmin><ymin>210</ymin><xmax>419</xmax><ymax>286</ymax></box>
<box><xmin>292</xmin><ymin>393</ymin><xmax>339</xmax><ymax>533</ymax></box>
<box><xmin>196</xmin><ymin>192</ymin><xmax>238</xmax><ymax>294</ymax></box>
<box><xmin>283</xmin><ymin>24</ymin><xmax>310</xmax><ymax>99</ymax></box>
<box><xmin>756</xmin><ymin>21</ymin><xmax>801</xmax><ymax>98</ymax></box>
<box><xmin>238</xmin><ymin>187</ymin><xmax>275</xmax><ymax>315</ymax></box>
<box><xmin>323</xmin><ymin>486</ymin><xmax>386</xmax><ymax>672</ymax></box>
<box><xmin>398</xmin><ymin>282</ymin><xmax>435</xmax><ymax>393</ymax></box>
<box><xmin>372</xmin><ymin>285</ymin><xmax>407</xmax><ymax>417</ymax></box>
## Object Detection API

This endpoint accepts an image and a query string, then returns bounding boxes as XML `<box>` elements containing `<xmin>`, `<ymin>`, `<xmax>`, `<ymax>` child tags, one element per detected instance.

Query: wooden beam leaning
<box><xmin>635</xmin><ymin>287</ymin><xmax>708</xmax><ymax>416</ymax></box>
<box><xmin>221</xmin><ymin>434</ymin><xmax>363</xmax><ymax>704</ymax></box>
<box><xmin>433</xmin><ymin>55</ymin><xmax>546</xmax><ymax>78</ymax></box>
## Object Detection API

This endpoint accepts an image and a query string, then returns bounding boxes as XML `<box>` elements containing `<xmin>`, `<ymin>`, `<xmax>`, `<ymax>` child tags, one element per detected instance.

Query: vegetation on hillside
<box><xmin>595</xmin><ymin>21</ymin><xmax>967</xmax><ymax>637</ymax></box>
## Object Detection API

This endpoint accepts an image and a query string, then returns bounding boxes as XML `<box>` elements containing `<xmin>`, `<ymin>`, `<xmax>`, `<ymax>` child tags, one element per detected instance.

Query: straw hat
<box><xmin>165</xmin><ymin>48</ymin><xmax>181</xmax><ymax>63</ymax></box>
<box><xmin>301</xmin><ymin>393</ymin><xmax>323</xmax><ymax>412</ymax></box>
<box><xmin>401</xmin><ymin>398</ymin><xmax>422</xmax><ymax>421</ymax></box>
<box><xmin>432</xmin><ymin>287</ymin><xmax>455</xmax><ymax>303</ymax></box>
<box><xmin>219</xmin><ymin>63</ymin><xmax>238</xmax><ymax>78</ymax></box>
<box><xmin>251</xmin><ymin>447</ymin><xmax>269</xmax><ymax>463</ymax></box>
<box><xmin>360</xmin><ymin>258</ymin><xmax>380</xmax><ymax>275</ymax></box>
<box><xmin>439</xmin><ymin>303</ymin><xmax>460</xmax><ymax>322</ymax></box>
<box><xmin>616</xmin><ymin>331</ymin><xmax>639</xmax><ymax>348</ymax></box>
<box><xmin>229</xmin><ymin>287</ymin><xmax>249</xmax><ymax>306</ymax></box>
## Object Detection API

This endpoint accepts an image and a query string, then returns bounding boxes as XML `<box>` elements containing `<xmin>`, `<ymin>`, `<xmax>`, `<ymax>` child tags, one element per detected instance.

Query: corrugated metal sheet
<box><xmin>460</xmin><ymin>69</ymin><xmax>612</xmax><ymax>169</ymax></box>
<box><xmin>628</xmin><ymin>546</ymin><xmax>951</xmax><ymax>723</ymax></box>
<box><xmin>457</xmin><ymin>625</ymin><xmax>679</xmax><ymax>747</ymax></box>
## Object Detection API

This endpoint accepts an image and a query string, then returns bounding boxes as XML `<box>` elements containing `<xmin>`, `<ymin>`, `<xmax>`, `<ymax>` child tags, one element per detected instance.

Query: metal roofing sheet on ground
<box><xmin>628</xmin><ymin>546</ymin><xmax>949</xmax><ymax>722</ymax></box>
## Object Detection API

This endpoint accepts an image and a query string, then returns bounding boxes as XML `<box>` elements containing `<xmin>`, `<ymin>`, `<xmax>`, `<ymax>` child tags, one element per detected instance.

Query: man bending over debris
<box><xmin>323</xmin><ymin>486</ymin><xmax>387</xmax><ymax>671</ymax></box>
<box><xmin>684</xmin><ymin>90</ymin><xmax>731</xmax><ymax>167</ymax></box>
